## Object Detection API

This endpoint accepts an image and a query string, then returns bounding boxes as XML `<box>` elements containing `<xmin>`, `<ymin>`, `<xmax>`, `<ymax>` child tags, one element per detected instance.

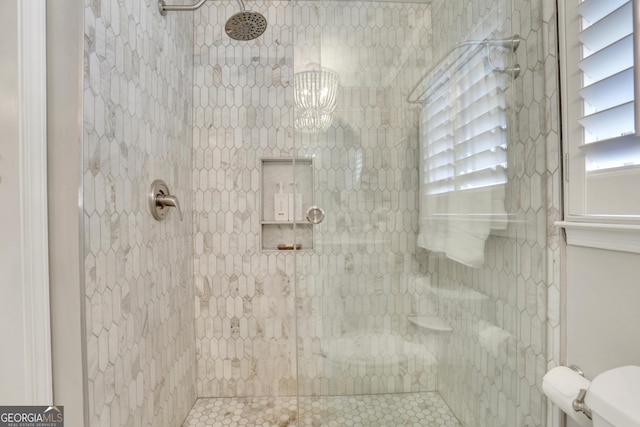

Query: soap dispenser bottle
<box><xmin>274</xmin><ymin>181</ymin><xmax>289</xmax><ymax>221</ymax></box>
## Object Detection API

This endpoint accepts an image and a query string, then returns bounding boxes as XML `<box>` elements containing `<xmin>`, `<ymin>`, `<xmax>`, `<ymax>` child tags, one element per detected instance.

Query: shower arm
<box><xmin>159</xmin><ymin>0</ymin><xmax>245</xmax><ymax>16</ymax></box>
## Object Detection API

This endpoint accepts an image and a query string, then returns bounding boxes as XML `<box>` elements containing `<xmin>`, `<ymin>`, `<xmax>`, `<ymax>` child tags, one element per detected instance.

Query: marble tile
<box><xmin>425</xmin><ymin>0</ymin><xmax>557</xmax><ymax>425</ymax></box>
<box><xmin>182</xmin><ymin>393</ymin><xmax>461</xmax><ymax>427</ymax></box>
<box><xmin>83</xmin><ymin>0</ymin><xmax>197</xmax><ymax>425</ymax></box>
<box><xmin>193</xmin><ymin>0</ymin><xmax>436</xmax><ymax>398</ymax></box>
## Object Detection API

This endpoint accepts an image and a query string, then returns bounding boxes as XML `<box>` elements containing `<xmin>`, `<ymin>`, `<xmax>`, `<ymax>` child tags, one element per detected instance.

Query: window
<box><xmin>413</xmin><ymin>42</ymin><xmax>512</xmax><ymax>267</ymax></box>
<box><xmin>560</xmin><ymin>0</ymin><xmax>640</xmax><ymax>218</ymax></box>
<box><xmin>419</xmin><ymin>45</ymin><xmax>508</xmax><ymax>196</ymax></box>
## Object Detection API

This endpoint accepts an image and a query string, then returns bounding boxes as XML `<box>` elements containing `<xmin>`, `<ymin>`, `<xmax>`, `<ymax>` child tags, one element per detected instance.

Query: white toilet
<box><xmin>585</xmin><ymin>365</ymin><xmax>640</xmax><ymax>427</ymax></box>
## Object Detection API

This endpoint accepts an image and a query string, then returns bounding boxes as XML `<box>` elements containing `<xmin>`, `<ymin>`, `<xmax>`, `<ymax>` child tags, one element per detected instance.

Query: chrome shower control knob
<box><xmin>306</xmin><ymin>206</ymin><xmax>325</xmax><ymax>224</ymax></box>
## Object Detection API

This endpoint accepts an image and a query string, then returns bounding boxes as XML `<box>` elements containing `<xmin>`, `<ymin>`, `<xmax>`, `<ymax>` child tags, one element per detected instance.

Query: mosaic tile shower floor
<box><xmin>182</xmin><ymin>392</ymin><xmax>461</xmax><ymax>427</ymax></box>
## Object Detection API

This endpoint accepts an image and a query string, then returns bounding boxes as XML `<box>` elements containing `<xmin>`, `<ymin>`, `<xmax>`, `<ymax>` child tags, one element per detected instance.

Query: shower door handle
<box><xmin>306</xmin><ymin>206</ymin><xmax>325</xmax><ymax>224</ymax></box>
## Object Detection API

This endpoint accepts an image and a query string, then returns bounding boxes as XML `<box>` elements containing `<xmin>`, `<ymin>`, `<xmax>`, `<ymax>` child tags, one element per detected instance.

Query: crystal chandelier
<box><xmin>293</xmin><ymin>69</ymin><xmax>339</xmax><ymax>133</ymax></box>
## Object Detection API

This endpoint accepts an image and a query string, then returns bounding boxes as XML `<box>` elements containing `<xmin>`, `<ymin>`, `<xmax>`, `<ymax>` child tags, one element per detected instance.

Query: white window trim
<box><xmin>556</xmin><ymin>219</ymin><xmax>640</xmax><ymax>253</ymax></box>
<box><xmin>558</xmin><ymin>0</ymin><xmax>587</xmax><ymax>216</ymax></box>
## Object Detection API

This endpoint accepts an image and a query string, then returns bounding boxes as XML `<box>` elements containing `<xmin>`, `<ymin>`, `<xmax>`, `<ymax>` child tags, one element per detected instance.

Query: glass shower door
<box><xmin>291</xmin><ymin>0</ymin><xmax>540</xmax><ymax>425</ymax></box>
<box><xmin>292</xmin><ymin>0</ymin><xmax>444</xmax><ymax>424</ymax></box>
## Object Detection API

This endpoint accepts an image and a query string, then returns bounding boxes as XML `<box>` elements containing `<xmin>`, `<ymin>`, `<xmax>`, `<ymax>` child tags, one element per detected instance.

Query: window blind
<box><xmin>561</xmin><ymin>0</ymin><xmax>640</xmax><ymax>216</ymax></box>
<box><xmin>420</xmin><ymin>47</ymin><xmax>507</xmax><ymax>196</ymax></box>
<box><xmin>416</xmin><ymin>41</ymin><xmax>513</xmax><ymax>266</ymax></box>
<box><xmin>577</xmin><ymin>0</ymin><xmax>640</xmax><ymax>171</ymax></box>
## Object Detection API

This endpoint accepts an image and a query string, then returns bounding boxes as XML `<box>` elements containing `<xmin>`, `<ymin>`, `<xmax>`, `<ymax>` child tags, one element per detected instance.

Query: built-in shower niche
<box><xmin>261</xmin><ymin>158</ymin><xmax>314</xmax><ymax>251</ymax></box>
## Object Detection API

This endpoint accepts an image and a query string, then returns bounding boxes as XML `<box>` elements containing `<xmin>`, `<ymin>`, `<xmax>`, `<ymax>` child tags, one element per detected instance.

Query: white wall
<box><xmin>0</xmin><ymin>0</ymin><xmax>29</xmax><ymax>404</ymax></box>
<box><xmin>566</xmin><ymin>246</ymin><xmax>640</xmax><ymax>374</ymax></box>
<box><xmin>565</xmin><ymin>245</ymin><xmax>640</xmax><ymax>427</ymax></box>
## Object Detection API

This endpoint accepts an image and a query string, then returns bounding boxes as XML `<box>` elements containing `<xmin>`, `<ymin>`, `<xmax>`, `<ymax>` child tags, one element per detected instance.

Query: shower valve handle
<box><xmin>156</xmin><ymin>194</ymin><xmax>183</xmax><ymax>221</ymax></box>
<box><xmin>149</xmin><ymin>180</ymin><xmax>183</xmax><ymax>221</ymax></box>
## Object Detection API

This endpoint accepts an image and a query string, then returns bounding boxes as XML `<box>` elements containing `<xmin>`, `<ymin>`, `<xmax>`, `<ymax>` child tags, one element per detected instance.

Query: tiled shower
<box><xmin>193</xmin><ymin>0</ymin><xmax>436</xmax><ymax>399</ymax></box>
<box><xmin>81</xmin><ymin>0</ymin><xmax>561</xmax><ymax>425</ymax></box>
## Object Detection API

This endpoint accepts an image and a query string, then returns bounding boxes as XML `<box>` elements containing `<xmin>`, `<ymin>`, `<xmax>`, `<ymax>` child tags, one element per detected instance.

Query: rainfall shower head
<box><xmin>159</xmin><ymin>0</ymin><xmax>267</xmax><ymax>41</ymax></box>
<box><xmin>224</xmin><ymin>0</ymin><xmax>267</xmax><ymax>41</ymax></box>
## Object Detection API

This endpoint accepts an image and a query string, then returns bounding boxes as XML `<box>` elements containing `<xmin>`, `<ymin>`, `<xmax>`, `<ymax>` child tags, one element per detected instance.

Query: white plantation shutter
<box><xmin>577</xmin><ymin>0</ymin><xmax>640</xmax><ymax>170</ymax></box>
<box><xmin>421</xmin><ymin>91</ymin><xmax>454</xmax><ymax>195</ymax></box>
<box><xmin>421</xmin><ymin>46</ymin><xmax>507</xmax><ymax>196</ymax></box>
<box><xmin>562</xmin><ymin>0</ymin><xmax>640</xmax><ymax>216</ymax></box>
<box><xmin>416</xmin><ymin>43</ymin><xmax>510</xmax><ymax>266</ymax></box>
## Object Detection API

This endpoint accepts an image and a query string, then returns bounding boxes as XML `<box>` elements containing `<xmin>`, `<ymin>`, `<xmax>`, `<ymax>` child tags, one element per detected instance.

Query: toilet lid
<box><xmin>585</xmin><ymin>365</ymin><xmax>640</xmax><ymax>427</ymax></box>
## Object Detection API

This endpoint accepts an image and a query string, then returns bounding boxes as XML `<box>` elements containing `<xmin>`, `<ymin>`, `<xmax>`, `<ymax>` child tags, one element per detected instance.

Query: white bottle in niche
<box><xmin>289</xmin><ymin>182</ymin><xmax>303</xmax><ymax>222</ymax></box>
<box><xmin>274</xmin><ymin>181</ymin><xmax>289</xmax><ymax>221</ymax></box>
